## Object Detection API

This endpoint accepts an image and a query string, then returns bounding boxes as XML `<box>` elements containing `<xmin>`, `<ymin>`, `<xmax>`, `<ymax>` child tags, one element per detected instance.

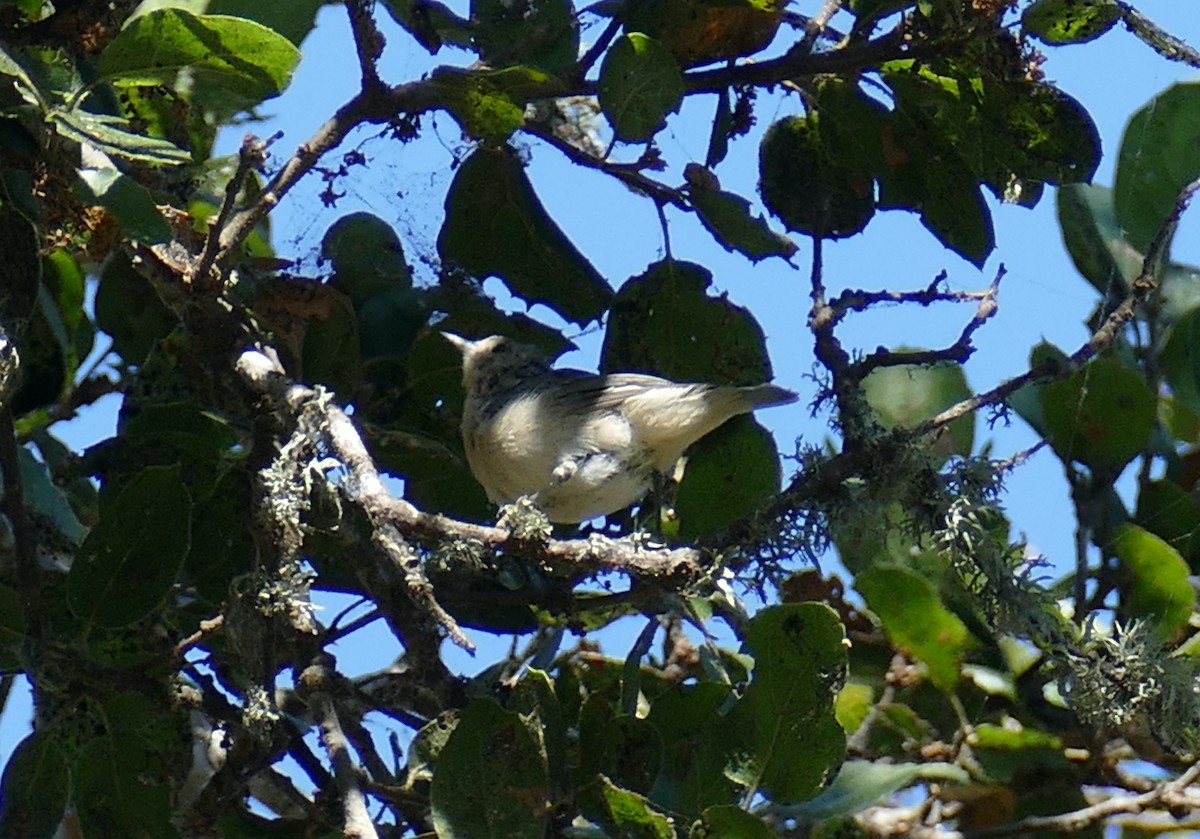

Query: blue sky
<box><xmin>3</xmin><ymin>0</ymin><xmax>1200</xmax><ymax>796</ymax></box>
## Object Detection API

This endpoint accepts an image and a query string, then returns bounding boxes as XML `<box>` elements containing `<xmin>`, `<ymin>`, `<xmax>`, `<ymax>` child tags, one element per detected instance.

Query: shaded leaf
<box><xmin>0</xmin><ymin>733</ymin><xmax>69</xmax><ymax>839</ymax></box>
<box><xmin>1041</xmin><ymin>358</ymin><xmax>1155</xmax><ymax>471</ymax></box>
<box><xmin>1056</xmin><ymin>183</ymin><xmax>1142</xmax><ymax>298</ymax></box>
<box><xmin>626</xmin><ymin>0</ymin><xmax>782</xmax><ymax>68</ymax></box>
<box><xmin>598</xmin><ymin>34</ymin><xmax>684</xmax><ymax>142</ymax></box>
<box><xmin>1115</xmin><ymin>82</ymin><xmax>1200</xmax><ymax>253</ymax></box>
<box><xmin>207</xmin><ymin>0</ymin><xmax>324</xmax><ymax>45</ymax></box>
<box><xmin>473</xmin><ymin>0</ymin><xmax>578</xmax><ymax>74</ymax></box>
<box><xmin>76</xmin><ymin>168</ymin><xmax>171</xmax><ymax>244</ymax></box>
<box><xmin>430</xmin><ymin>698</ymin><xmax>549</xmax><ymax>838</ymax></box>
<box><xmin>68</xmin><ymin>465</ymin><xmax>192</xmax><ymax>629</ymax></box>
<box><xmin>380</xmin><ymin>0</ymin><xmax>474</xmax><ymax>53</ymax></box>
<box><xmin>690</xmin><ymin>805</ymin><xmax>774</xmax><ymax>839</ymax></box>
<box><xmin>438</xmin><ymin>146</ymin><xmax>612</xmax><ymax>325</ymax></box>
<box><xmin>725</xmin><ymin>604</ymin><xmax>847</xmax><ymax>802</ymax></box>
<box><xmin>676</xmin><ymin>416</ymin><xmax>782</xmax><ymax>540</ymax></box>
<box><xmin>685</xmin><ymin>167</ymin><xmax>797</xmax><ymax>262</ymax></box>
<box><xmin>759</xmin><ymin>113</ymin><xmax>875</xmax><ymax>239</ymax></box>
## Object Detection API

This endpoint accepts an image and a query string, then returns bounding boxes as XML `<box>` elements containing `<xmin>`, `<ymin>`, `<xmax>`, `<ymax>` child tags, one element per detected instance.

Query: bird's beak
<box><xmin>441</xmin><ymin>332</ymin><xmax>471</xmax><ymax>355</ymax></box>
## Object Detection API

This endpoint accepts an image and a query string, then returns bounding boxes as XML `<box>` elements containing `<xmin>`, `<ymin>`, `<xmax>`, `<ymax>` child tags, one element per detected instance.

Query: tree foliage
<box><xmin>0</xmin><ymin>0</ymin><xmax>1199</xmax><ymax>837</ymax></box>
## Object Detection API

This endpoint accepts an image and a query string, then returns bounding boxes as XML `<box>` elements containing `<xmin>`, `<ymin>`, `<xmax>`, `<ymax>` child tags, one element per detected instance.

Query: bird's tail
<box><xmin>740</xmin><ymin>383</ymin><xmax>798</xmax><ymax>408</ymax></box>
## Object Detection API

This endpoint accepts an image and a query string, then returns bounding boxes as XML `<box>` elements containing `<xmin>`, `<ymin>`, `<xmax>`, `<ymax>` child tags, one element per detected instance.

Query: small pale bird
<box><xmin>445</xmin><ymin>333</ymin><xmax>797</xmax><ymax>523</ymax></box>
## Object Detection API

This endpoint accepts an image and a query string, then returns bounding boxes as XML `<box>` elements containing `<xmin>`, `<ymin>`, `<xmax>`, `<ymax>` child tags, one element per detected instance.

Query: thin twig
<box><xmin>192</xmin><ymin>134</ymin><xmax>271</xmax><ymax>287</ymax></box>
<box><xmin>911</xmin><ymin>176</ymin><xmax>1200</xmax><ymax>439</ymax></box>
<box><xmin>965</xmin><ymin>761</ymin><xmax>1200</xmax><ymax>837</ymax></box>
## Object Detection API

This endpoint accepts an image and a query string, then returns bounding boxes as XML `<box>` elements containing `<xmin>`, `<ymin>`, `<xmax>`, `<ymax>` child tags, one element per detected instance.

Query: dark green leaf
<box><xmin>380</xmin><ymin>0</ymin><xmax>474</xmax><ymax>53</ymax></box>
<box><xmin>676</xmin><ymin>416</ymin><xmax>782</xmax><ymax>540</ymax></box>
<box><xmin>759</xmin><ymin>113</ymin><xmax>875</xmax><ymax>239</ymax></box>
<box><xmin>685</xmin><ymin>171</ymin><xmax>797</xmax><ymax>263</ymax></box>
<box><xmin>100</xmin><ymin>9</ymin><xmax>300</xmax><ymax>105</ymax></box>
<box><xmin>0</xmin><ymin>733</ymin><xmax>70</xmax><ymax>839</ymax></box>
<box><xmin>855</xmin><ymin>565</ymin><xmax>973</xmax><ymax>691</ymax></box>
<box><xmin>68</xmin><ymin>465</ymin><xmax>192</xmax><ymax>629</ymax></box>
<box><xmin>0</xmin><ymin>39</ymin><xmax>43</xmax><ymax>108</ymax></box>
<box><xmin>1112</xmin><ymin>523</ymin><xmax>1194</xmax><ymax>639</ymax></box>
<box><xmin>0</xmin><ymin>586</ymin><xmax>24</xmax><ymax>670</ymax></box>
<box><xmin>438</xmin><ymin>146</ymin><xmax>612</xmax><ymax>325</ymax></box>
<box><xmin>430</xmin><ymin>698</ymin><xmax>549</xmax><ymax>838</ymax></box>
<box><xmin>725</xmin><ymin>604</ymin><xmax>847</xmax><ymax>802</ymax></box>
<box><xmin>1135</xmin><ymin>479</ymin><xmax>1200</xmax><ymax>572</ymax></box>
<box><xmin>601</xmin><ymin>259</ymin><xmax>776</xmax><ymax>384</ymax></box>
<box><xmin>1041</xmin><ymin>358</ymin><xmax>1156</xmax><ymax>471</ymax></box>
<box><xmin>76</xmin><ymin>168</ymin><xmax>171</xmax><ymax>244</ymax></box>
<box><xmin>598</xmin><ymin>34</ymin><xmax>684</xmax><ymax>142</ymax></box>
<box><xmin>690</xmin><ymin>805</ymin><xmax>775</xmax><ymax>839</ymax></box>
<box><xmin>647</xmin><ymin>683</ymin><xmax>736</xmax><ymax>815</ymax></box>
<box><xmin>73</xmin><ymin>731</ymin><xmax>176</xmax><ymax>838</ymax></box>
<box><xmin>1022</xmin><ymin>0</ymin><xmax>1121</xmax><ymax>44</ymax></box>
<box><xmin>1115</xmin><ymin>82</ymin><xmax>1200</xmax><ymax>253</ymax></box>
<box><xmin>1056</xmin><ymin>183</ymin><xmax>1142</xmax><ymax>298</ymax></box>
<box><xmin>625</xmin><ymin>0</ymin><xmax>781</xmax><ymax>68</ymax></box>
<box><xmin>473</xmin><ymin>0</ymin><xmax>578</xmax><ymax>74</ymax></box>
<box><xmin>94</xmin><ymin>254</ymin><xmax>178</xmax><ymax>364</ymax></box>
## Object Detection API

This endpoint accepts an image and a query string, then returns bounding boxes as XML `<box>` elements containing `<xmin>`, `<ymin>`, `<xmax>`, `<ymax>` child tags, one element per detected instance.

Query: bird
<box><xmin>444</xmin><ymin>332</ymin><xmax>797</xmax><ymax>523</ymax></box>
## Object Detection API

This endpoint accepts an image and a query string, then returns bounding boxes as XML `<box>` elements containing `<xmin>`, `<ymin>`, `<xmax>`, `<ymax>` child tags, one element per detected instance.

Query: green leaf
<box><xmin>690</xmin><ymin>805</ymin><xmax>775</xmax><ymax>839</ymax></box>
<box><xmin>1056</xmin><ymin>183</ymin><xmax>1143</xmax><ymax>298</ymax></box>
<box><xmin>0</xmin><ymin>586</ymin><xmax>25</xmax><ymax>670</ymax></box>
<box><xmin>51</xmin><ymin>110</ymin><xmax>190</xmax><ymax>165</ymax></box>
<box><xmin>1115</xmin><ymin>82</ymin><xmax>1200</xmax><ymax>253</ymax></box>
<box><xmin>0</xmin><ymin>732</ymin><xmax>70</xmax><ymax>838</ymax></box>
<box><xmin>207</xmin><ymin>0</ymin><xmax>324</xmax><ymax>45</ymax></box>
<box><xmin>601</xmin><ymin>260</ymin><xmax>776</xmax><ymax>385</ymax></box>
<box><xmin>780</xmin><ymin>760</ymin><xmax>968</xmax><ymax>819</ymax></box>
<box><xmin>1112</xmin><ymin>522</ymin><xmax>1195</xmax><ymax>639</ymax></box>
<box><xmin>76</xmin><ymin>168</ymin><xmax>171</xmax><ymax>243</ymax></box>
<box><xmin>68</xmin><ymin>465</ymin><xmax>192</xmax><ymax>629</ymax></box>
<box><xmin>1135</xmin><ymin>479</ymin><xmax>1200</xmax><ymax>571</ymax></box>
<box><xmin>1041</xmin><ymin>358</ymin><xmax>1156</xmax><ymax>471</ymax></box>
<box><xmin>380</xmin><ymin>0</ymin><xmax>474</xmax><ymax>53</ymax></box>
<box><xmin>472</xmin><ymin>0</ymin><xmax>579</xmax><ymax>74</ymax></box>
<box><xmin>759</xmin><ymin>113</ymin><xmax>875</xmax><ymax>239</ymax></box>
<box><xmin>676</xmin><ymin>416</ymin><xmax>782</xmax><ymax>540</ymax></box>
<box><xmin>430</xmin><ymin>698</ymin><xmax>550</xmax><ymax>838</ymax></box>
<box><xmin>0</xmin><ymin>40</ymin><xmax>44</xmax><ymax>108</ymax></box>
<box><xmin>647</xmin><ymin>683</ymin><xmax>737</xmax><ymax>815</ymax></box>
<box><xmin>685</xmin><ymin>171</ymin><xmax>797</xmax><ymax>263</ymax></box>
<box><xmin>73</xmin><ymin>730</ymin><xmax>176</xmax><ymax>838</ymax></box>
<box><xmin>1022</xmin><ymin>0</ymin><xmax>1122</xmax><ymax>44</ymax></box>
<box><xmin>598</xmin><ymin>34</ymin><xmax>684</xmax><ymax>142</ymax></box>
<box><xmin>99</xmin><ymin>9</ymin><xmax>300</xmax><ymax>105</ymax></box>
<box><xmin>862</xmin><ymin>357</ymin><xmax>974</xmax><ymax>459</ymax></box>
<box><xmin>625</xmin><ymin>0</ymin><xmax>782</xmax><ymax>69</ymax></box>
<box><xmin>590</xmin><ymin>776</ymin><xmax>675</xmax><ymax>839</ymax></box>
<box><xmin>18</xmin><ymin>444</ymin><xmax>87</xmax><ymax>546</ymax></box>
<box><xmin>94</xmin><ymin>253</ymin><xmax>178</xmax><ymax>364</ymax></box>
<box><xmin>725</xmin><ymin>604</ymin><xmax>848</xmax><ymax>802</ymax></box>
<box><xmin>438</xmin><ymin>146</ymin><xmax>612</xmax><ymax>325</ymax></box>
<box><xmin>431</xmin><ymin>65</ymin><xmax>548</xmax><ymax>142</ymax></box>
<box><xmin>856</xmin><ymin>566</ymin><xmax>973</xmax><ymax>691</ymax></box>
